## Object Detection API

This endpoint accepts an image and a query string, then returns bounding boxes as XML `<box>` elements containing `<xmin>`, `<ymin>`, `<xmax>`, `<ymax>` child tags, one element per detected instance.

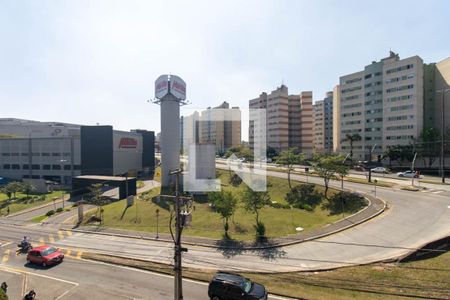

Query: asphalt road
<box><xmin>1</xmin><ymin>166</ymin><xmax>449</xmax><ymax>298</ymax></box>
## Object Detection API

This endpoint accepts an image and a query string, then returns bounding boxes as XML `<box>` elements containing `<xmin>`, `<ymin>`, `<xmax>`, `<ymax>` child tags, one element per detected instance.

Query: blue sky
<box><xmin>1</xmin><ymin>0</ymin><xmax>449</xmax><ymax>137</ymax></box>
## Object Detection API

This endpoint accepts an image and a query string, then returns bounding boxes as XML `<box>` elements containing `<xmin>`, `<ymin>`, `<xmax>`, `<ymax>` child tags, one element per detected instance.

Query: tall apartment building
<box><xmin>313</xmin><ymin>91</ymin><xmax>333</xmax><ymax>153</ymax></box>
<box><xmin>181</xmin><ymin>102</ymin><xmax>241</xmax><ymax>155</ymax></box>
<box><xmin>336</xmin><ymin>52</ymin><xmax>424</xmax><ymax>160</ymax></box>
<box><xmin>249</xmin><ymin>85</ymin><xmax>313</xmax><ymax>154</ymax></box>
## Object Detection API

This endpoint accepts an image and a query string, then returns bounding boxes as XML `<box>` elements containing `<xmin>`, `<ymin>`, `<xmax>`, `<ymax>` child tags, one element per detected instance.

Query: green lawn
<box><xmin>0</xmin><ymin>191</ymin><xmax>62</xmax><ymax>216</ymax></box>
<box><xmin>98</xmin><ymin>170</ymin><xmax>344</xmax><ymax>240</ymax></box>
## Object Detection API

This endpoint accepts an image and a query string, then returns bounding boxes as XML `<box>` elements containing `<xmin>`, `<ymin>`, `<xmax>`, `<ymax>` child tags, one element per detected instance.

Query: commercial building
<box><xmin>336</xmin><ymin>52</ymin><xmax>424</xmax><ymax>160</ymax></box>
<box><xmin>0</xmin><ymin>118</ymin><xmax>155</xmax><ymax>185</ymax></box>
<box><xmin>313</xmin><ymin>91</ymin><xmax>334</xmax><ymax>153</ymax></box>
<box><xmin>249</xmin><ymin>85</ymin><xmax>313</xmax><ymax>154</ymax></box>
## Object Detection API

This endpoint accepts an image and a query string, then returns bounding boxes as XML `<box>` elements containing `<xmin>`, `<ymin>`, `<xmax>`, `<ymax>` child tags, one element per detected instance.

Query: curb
<box><xmin>62</xmin><ymin>192</ymin><xmax>387</xmax><ymax>250</ymax></box>
<box><xmin>5</xmin><ymin>198</ymin><xmax>67</xmax><ymax>219</ymax></box>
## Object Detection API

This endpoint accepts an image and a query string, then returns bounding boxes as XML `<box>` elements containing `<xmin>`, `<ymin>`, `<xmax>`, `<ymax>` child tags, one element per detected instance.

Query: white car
<box><xmin>371</xmin><ymin>167</ymin><xmax>388</xmax><ymax>174</ymax></box>
<box><xmin>397</xmin><ymin>170</ymin><xmax>421</xmax><ymax>178</ymax></box>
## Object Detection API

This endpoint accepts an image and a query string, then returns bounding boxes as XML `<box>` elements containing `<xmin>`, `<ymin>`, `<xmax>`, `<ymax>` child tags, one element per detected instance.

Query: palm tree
<box><xmin>341</xmin><ymin>133</ymin><xmax>362</xmax><ymax>159</ymax></box>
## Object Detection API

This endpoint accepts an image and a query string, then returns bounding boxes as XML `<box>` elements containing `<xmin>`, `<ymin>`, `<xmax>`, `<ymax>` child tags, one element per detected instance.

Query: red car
<box><xmin>26</xmin><ymin>245</ymin><xmax>64</xmax><ymax>267</ymax></box>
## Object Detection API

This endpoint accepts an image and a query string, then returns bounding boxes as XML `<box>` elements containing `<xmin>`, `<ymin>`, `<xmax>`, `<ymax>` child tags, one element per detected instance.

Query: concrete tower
<box><xmin>154</xmin><ymin>75</ymin><xmax>187</xmax><ymax>187</ymax></box>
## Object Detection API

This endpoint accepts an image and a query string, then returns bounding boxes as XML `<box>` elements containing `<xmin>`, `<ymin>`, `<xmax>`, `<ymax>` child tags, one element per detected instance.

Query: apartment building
<box><xmin>336</xmin><ymin>52</ymin><xmax>424</xmax><ymax>160</ymax></box>
<box><xmin>249</xmin><ymin>85</ymin><xmax>313</xmax><ymax>154</ymax></box>
<box><xmin>181</xmin><ymin>102</ymin><xmax>241</xmax><ymax>155</ymax></box>
<box><xmin>313</xmin><ymin>91</ymin><xmax>333</xmax><ymax>153</ymax></box>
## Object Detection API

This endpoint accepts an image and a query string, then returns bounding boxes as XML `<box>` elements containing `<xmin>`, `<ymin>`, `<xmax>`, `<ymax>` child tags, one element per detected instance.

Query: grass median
<box><xmin>96</xmin><ymin>170</ymin><xmax>345</xmax><ymax>241</ymax></box>
<box><xmin>0</xmin><ymin>191</ymin><xmax>62</xmax><ymax>216</ymax></box>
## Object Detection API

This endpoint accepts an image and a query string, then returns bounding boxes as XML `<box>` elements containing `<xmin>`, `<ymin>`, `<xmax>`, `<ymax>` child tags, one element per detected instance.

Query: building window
<box><xmin>11</xmin><ymin>164</ymin><xmax>20</xmax><ymax>170</ymax></box>
<box><xmin>52</xmin><ymin>153</ymin><xmax>61</xmax><ymax>157</ymax></box>
<box><xmin>1</xmin><ymin>153</ymin><xmax>10</xmax><ymax>157</ymax></box>
<box><xmin>3</xmin><ymin>164</ymin><xmax>10</xmax><ymax>169</ymax></box>
<box><xmin>52</xmin><ymin>165</ymin><xmax>61</xmax><ymax>170</ymax></box>
<box><xmin>32</xmin><ymin>164</ymin><xmax>40</xmax><ymax>170</ymax></box>
<box><xmin>22</xmin><ymin>165</ymin><xmax>29</xmax><ymax>170</ymax></box>
<box><xmin>43</xmin><ymin>165</ymin><xmax>51</xmax><ymax>170</ymax></box>
<box><xmin>63</xmin><ymin>165</ymin><xmax>71</xmax><ymax>170</ymax></box>
<box><xmin>41</xmin><ymin>153</ymin><xmax>50</xmax><ymax>157</ymax></box>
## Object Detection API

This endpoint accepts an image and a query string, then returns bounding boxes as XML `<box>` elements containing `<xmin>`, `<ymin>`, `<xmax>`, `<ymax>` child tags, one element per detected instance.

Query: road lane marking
<box><xmin>0</xmin><ymin>242</ymin><xmax>12</xmax><ymax>248</ymax></box>
<box><xmin>49</xmin><ymin>234</ymin><xmax>55</xmax><ymax>243</ymax></box>
<box><xmin>54</xmin><ymin>284</ymin><xmax>79</xmax><ymax>300</ymax></box>
<box><xmin>2</xmin><ymin>249</ymin><xmax>10</xmax><ymax>263</ymax></box>
<box><xmin>65</xmin><ymin>249</ymin><xmax>72</xmax><ymax>257</ymax></box>
<box><xmin>2</xmin><ymin>265</ymin><xmax>79</xmax><ymax>286</ymax></box>
<box><xmin>76</xmin><ymin>251</ymin><xmax>83</xmax><ymax>259</ymax></box>
<box><xmin>58</xmin><ymin>230</ymin><xmax>64</xmax><ymax>240</ymax></box>
<box><xmin>66</xmin><ymin>230</ymin><xmax>73</xmax><ymax>236</ymax></box>
<box><xmin>39</xmin><ymin>238</ymin><xmax>45</xmax><ymax>245</ymax></box>
<box><xmin>22</xmin><ymin>274</ymin><xmax>27</xmax><ymax>297</ymax></box>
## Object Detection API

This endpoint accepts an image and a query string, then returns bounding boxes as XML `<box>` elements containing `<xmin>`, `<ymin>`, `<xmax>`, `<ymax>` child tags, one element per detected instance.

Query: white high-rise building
<box><xmin>337</xmin><ymin>52</ymin><xmax>424</xmax><ymax>160</ymax></box>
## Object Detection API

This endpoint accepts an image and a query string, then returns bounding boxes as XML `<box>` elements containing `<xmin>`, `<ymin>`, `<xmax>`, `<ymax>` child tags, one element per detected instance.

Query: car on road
<box><xmin>370</xmin><ymin>167</ymin><xmax>388</xmax><ymax>174</ymax></box>
<box><xmin>397</xmin><ymin>170</ymin><xmax>421</xmax><ymax>178</ymax></box>
<box><xmin>208</xmin><ymin>271</ymin><xmax>268</xmax><ymax>300</ymax></box>
<box><xmin>26</xmin><ymin>245</ymin><xmax>64</xmax><ymax>267</ymax></box>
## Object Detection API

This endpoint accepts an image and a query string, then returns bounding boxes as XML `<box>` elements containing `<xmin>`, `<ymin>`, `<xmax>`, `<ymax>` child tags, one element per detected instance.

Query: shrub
<box><xmin>56</xmin><ymin>207</ymin><xmax>63</xmax><ymax>213</ymax></box>
<box><xmin>269</xmin><ymin>202</ymin><xmax>291</xmax><ymax>209</ymax></box>
<box><xmin>285</xmin><ymin>184</ymin><xmax>322</xmax><ymax>210</ymax></box>
<box><xmin>0</xmin><ymin>288</ymin><xmax>8</xmax><ymax>300</ymax></box>
<box><xmin>45</xmin><ymin>210</ymin><xmax>55</xmax><ymax>217</ymax></box>
<box><xmin>254</xmin><ymin>222</ymin><xmax>266</xmax><ymax>240</ymax></box>
<box><xmin>322</xmin><ymin>191</ymin><xmax>367</xmax><ymax>215</ymax></box>
<box><xmin>229</xmin><ymin>173</ymin><xmax>242</xmax><ymax>187</ymax></box>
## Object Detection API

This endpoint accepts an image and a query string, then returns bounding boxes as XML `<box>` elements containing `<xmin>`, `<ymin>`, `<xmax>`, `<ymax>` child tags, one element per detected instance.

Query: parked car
<box><xmin>370</xmin><ymin>167</ymin><xmax>388</xmax><ymax>174</ymax></box>
<box><xmin>397</xmin><ymin>170</ymin><xmax>422</xmax><ymax>178</ymax></box>
<box><xmin>26</xmin><ymin>246</ymin><xmax>64</xmax><ymax>267</ymax></box>
<box><xmin>208</xmin><ymin>272</ymin><xmax>268</xmax><ymax>300</ymax></box>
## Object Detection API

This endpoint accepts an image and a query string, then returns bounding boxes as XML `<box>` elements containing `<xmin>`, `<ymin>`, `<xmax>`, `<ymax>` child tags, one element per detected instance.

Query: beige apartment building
<box><xmin>249</xmin><ymin>85</ymin><xmax>313</xmax><ymax>155</ymax></box>
<box><xmin>181</xmin><ymin>102</ymin><xmax>241</xmax><ymax>155</ymax></box>
<box><xmin>336</xmin><ymin>52</ymin><xmax>424</xmax><ymax>160</ymax></box>
<box><xmin>313</xmin><ymin>91</ymin><xmax>333</xmax><ymax>153</ymax></box>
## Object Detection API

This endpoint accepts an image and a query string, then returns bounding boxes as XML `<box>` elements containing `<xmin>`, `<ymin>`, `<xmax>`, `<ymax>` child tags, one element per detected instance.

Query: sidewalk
<box><xmin>64</xmin><ymin>193</ymin><xmax>386</xmax><ymax>250</ymax></box>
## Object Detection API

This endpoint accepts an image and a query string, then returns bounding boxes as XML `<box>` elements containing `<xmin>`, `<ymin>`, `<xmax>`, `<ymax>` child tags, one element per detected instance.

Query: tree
<box><xmin>209</xmin><ymin>190</ymin><xmax>238</xmax><ymax>238</ymax></box>
<box><xmin>417</xmin><ymin>127</ymin><xmax>441</xmax><ymax>168</ymax></box>
<box><xmin>5</xmin><ymin>182</ymin><xmax>21</xmax><ymax>199</ymax></box>
<box><xmin>314</xmin><ymin>156</ymin><xmax>340</xmax><ymax>198</ymax></box>
<box><xmin>266</xmin><ymin>146</ymin><xmax>279</xmax><ymax>160</ymax></box>
<box><xmin>20</xmin><ymin>182</ymin><xmax>36</xmax><ymax>198</ymax></box>
<box><xmin>341</xmin><ymin>133</ymin><xmax>362</xmax><ymax>159</ymax></box>
<box><xmin>383</xmin><ymin>145</ymin><xmax>415</xmax><ymax>166</ymax></box>
<box><xmin>87</xmin><ymin>184</ymin><xmax>105</xmax><ymax>218</ymax></box>
<box><xmin>275</xmin><ymin>147</ymin><xmax>304</xmax><ymax>191</ymax></box>
<box><xmin>285</xmin><ymin>184</ymin><xmax>322</xmax><ymax>211</ymax></box>
<box><xmin>323</xmin><ymin>191</ymin><xmax>366</xmax><ymax>215</ymax></box>
<box><xmin>241</xmin><ymin>185</ymin><xmax>270</xmax><ymax>239</ymax></box>
<box><xmin>225</xmin><ymin>144</ymin><xmax>254</xmax><ymax>162</ymax></box>
<box><xmin>334</xmin><ymin>158</ymin><xmax>350</xmax><ymax>189</ymax></box>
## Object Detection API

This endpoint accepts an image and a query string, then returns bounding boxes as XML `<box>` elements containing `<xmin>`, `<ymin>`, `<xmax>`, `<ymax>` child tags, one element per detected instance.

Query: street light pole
<box><xmin>437</xmin><ymin>89</ymin><xmax>449</xmax><ymax>184</ymax></box>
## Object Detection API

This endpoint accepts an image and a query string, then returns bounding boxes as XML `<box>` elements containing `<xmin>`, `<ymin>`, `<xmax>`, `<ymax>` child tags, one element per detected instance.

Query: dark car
<box><xmin>208</xmin><ymin>272</ymin><xmax>268</xmax><ymax>300</ymax></box>
<box><xmin>26</xmin><ymin>245</ymin><xmax>64</xmax><ymax>267</ymax></box>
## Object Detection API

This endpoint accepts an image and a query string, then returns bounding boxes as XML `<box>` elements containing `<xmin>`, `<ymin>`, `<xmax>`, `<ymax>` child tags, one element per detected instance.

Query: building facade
<box><xmin>313</xmin><ymin>91</ymin><xmax>333</xmax><ymax>153</ymax></box>
<box><xmin>336</xmin><ymin>52</ymin><xmax>424</xmax><ymax>160</ymax></box>
<box><xmin>249</xmin><ymin>85</ymin><xmax>313</xmax><ymax>154</ymax></box>
<box><xmin>0</xmin><ymin>118</ymin><xmax>154</xmax><ymax>185</ymax></box>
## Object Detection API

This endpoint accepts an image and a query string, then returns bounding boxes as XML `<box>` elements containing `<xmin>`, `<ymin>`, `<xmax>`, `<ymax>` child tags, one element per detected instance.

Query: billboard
<box><xmin>155</xmin><ymin>75</ymin><xmax>169</xmax><ymax>99</ymax></box>
<box><xmin>119</xmin><ymin>137</ymin><xmax>138</xmax><ymax>149</ymax></box>
<box><xmin>170</xmin><ymin>75</ymin><xmax>186</xmax><ymax>100</ymax></box>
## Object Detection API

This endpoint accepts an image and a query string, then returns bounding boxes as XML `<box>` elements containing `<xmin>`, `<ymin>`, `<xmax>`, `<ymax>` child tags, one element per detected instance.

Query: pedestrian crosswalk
<box><xmin>0</xmin><ymin>230</ymin><xmax>84</xmax><ymax>264</ymax></box>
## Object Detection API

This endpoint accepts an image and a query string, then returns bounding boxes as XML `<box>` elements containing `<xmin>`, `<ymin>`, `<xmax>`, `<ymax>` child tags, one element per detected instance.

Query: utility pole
<box><xmin>170</xmin><ymin>169</ymin><xmax>184</xmax><ymax>300</ymax></box>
